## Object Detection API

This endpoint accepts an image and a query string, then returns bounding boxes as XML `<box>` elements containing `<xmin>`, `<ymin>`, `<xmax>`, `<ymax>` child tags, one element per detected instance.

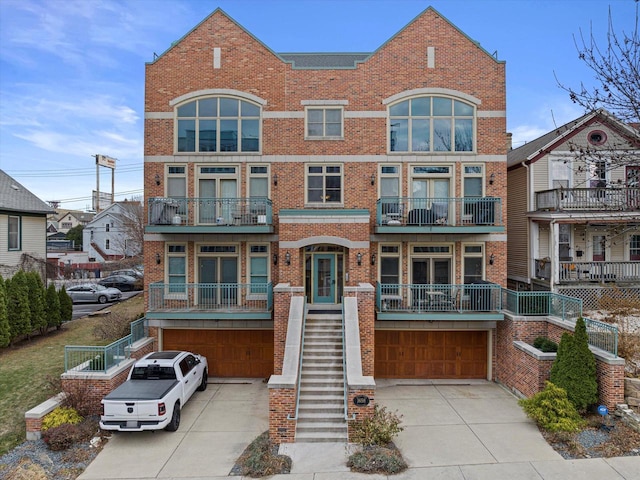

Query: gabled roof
<box><xmin>150</xmin><ymin>7</ymin><xmax>503</xmax><ymax>69</ymax></box>
<box><xmin>55</xmin><ymin>210</ymin><xmax>95</xmax><ymax>223</ymax></box>
<box><xmin>507</xmin><ymin>109</ymin><xmax>640</xmax><ymax>169</ymax></box>
<box><xmin>0</xmin><ymin>170</ymin><xmax>54</xmax><ymax>215</ymax></box>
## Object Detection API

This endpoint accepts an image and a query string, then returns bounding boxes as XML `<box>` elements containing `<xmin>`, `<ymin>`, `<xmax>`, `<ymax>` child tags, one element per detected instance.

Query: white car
<box><xmin>67</xmin><ymin>284</ymin><xmax>122</xmax><ymax>304</ymax></box>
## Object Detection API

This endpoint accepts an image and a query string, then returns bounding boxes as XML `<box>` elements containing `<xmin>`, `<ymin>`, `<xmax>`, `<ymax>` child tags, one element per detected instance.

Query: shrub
<box><xmin>41</xmin><ymin>406</ymin><xmax>83</xmax><ymax>432</ymax></box>
<box><xmin>45</xmin><ymin>283</ymin><xmax>61</xmax><ymax>330</ymax></box>
<box><xmin>59</xmin><ymin>286</ymin><xmax>73</xmax><ymax>323</ymax></box>
<box><xmin>348</xmin><ymin>445</ymin><xmax>408</xmax><ymax>474</ymax></box>
<box><xmin>519</xmin><ymin>381</ymin><xmax>586</xmax><ymax>432</ymax></box>
<box><xmin>26</xmin><ymin>272</ymin><xmax>47</xmax><ymax>335</ymax></box>
<box><xmin>0</xmin><ymin>276</ymin><xmax>9</xmax><ymax>348</ymax></box>
<box><xmin>7</xmin><ymin>271</ymin><xmax>31</xmax><ymax>341</ymax></box>
<box><xmin>550</xmin><ymin>318</ymin><xmax>598</xmax><ymax>412</ymax></box>
<box><xmin>533</xmin><ymin>336</ymin><xmax>558</xmax><ymax>353</ymax></box>
<box><xmin>42</xmin><ymin>418</ymin><xmax>96</xmax><ymax>451</ymax></box>
<box><xmin>233</xmin><ymin>431</ymin><xmax>291</xmax><ymax>476</ymax></box>
<box><xmin>93</xmin><ymin>311</ymin><xmax>132</xmax><ymax>341</ymax></box>
<box><xmin>62</xmin><ymin>378</ymin><xmax>98</xmax><ymax>416</ymax></box>
<box><xmin>351</xmin><ymin>405</ymin><xmax>404</xmax><ymax>447</ymax></box>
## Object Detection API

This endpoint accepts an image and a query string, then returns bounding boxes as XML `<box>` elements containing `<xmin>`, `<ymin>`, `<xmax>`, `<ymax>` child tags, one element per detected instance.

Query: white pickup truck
<box><xmin>100</xmin><ymin>351</ymin><xmax>208</xmax><ymax>432</ymax></box>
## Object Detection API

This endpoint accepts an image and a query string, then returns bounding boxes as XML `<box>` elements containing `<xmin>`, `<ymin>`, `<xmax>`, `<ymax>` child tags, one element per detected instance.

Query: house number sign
<box><xmin>353</xmin><ymin>395</ymin><xmax>370</xmax><ymax>406</ymax></box>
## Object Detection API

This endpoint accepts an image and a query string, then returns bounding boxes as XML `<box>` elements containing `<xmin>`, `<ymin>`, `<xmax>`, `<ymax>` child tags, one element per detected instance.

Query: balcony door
<box><xmin>412</xmin><ymin>258</ymin><xmax>451</xmax><ymax>285</ymax></box>
<box><xmin>313</xmin><ymin>254</ymin><xmax>336</xmax><ymax>303</ymax></box>
<box><xmin>198</xmin><ymin>166</ymin><xmax>237</xmax><ymax>224</ymax></box>
<box><xmin>198</xmin><ymin>256</ymin><xmax>238</xmax><ymax>306</ymax></box>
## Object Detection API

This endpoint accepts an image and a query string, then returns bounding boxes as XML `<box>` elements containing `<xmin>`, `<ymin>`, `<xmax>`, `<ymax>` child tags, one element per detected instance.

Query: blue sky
<box><xmin>0</xmin><ymin>0</ymin><xmax>637</xmax><ymax>211</ymax></box>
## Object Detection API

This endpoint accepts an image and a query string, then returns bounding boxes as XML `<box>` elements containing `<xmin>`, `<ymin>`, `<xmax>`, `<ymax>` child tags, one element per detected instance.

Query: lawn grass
<box><xmin>0</xmin><ymin>295</ymin><xmax>144</xmax><ymax>456</ymax></box>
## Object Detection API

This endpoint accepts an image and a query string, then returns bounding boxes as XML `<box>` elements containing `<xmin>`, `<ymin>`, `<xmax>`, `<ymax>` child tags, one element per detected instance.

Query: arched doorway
<box><xmin>304</xmin><ymin>244</ymin><xmax>345</xmax><ymax>304</ymax></box>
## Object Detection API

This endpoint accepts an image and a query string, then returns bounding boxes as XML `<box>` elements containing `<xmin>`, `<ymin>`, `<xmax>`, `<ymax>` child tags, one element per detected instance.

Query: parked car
<box><xmin>67</xmin><ymin>284</ymin><xmax>122</xmax><ymax>304</ymax></box>
<box><xmin>111</xmin><ymin>269</ymin><xmax>143</xmax><ymax>279</ymax></box>
<box><xmin>98</xmin><ymin>274</ymin><xmax>143</xmax><ymax>291</ymax></box>
<box><xmin>100</xmin><ymin>351</ymin><xmax>208</xmax><ymax>432</ymax></box>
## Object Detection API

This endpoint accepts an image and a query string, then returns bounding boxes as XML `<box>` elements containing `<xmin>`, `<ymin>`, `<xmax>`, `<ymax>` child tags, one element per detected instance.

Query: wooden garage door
<box><xmin>163</xmin><ymin>329</ymin><xmax>274</xmax><ymax>378</ymax></box>
<box><xmin>375</xmin><ymin>331</ymin><xmax>487</xmax><ymax>379</ymax></box>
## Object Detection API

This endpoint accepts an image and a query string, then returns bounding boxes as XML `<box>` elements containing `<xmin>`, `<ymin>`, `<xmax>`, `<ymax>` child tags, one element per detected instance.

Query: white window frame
<box><xmin>305</xmin><ymin>164</ymin><xmax>344</xmax><ymax>206</ymax></box>
<box><xmin>8</xmin><ymin>215</ymin><xmax>20</xmax><ymax>251</ymax></box>
<box><xmin>304</xmin><ymin>106</ymin><xmax>344</xmax><ymax>140</ymax></box>
<box><xmin>175</xmin><ymin>96</ymin><xmax>261</xmax><ymax>154</ymax></box>
<box><xmin>462</xmin><ymin>164</ymin><xmax>484</xmax><ymax>197</ymax></box>
<box><xmin>388</xmin><ymin>96</ymin><xmax>476</xmax><ymax>154</ymax></box>
<box><xmin>166</xmin><ymin>243</ymin><xmax>188</xmax><ymax>299</ymax></box>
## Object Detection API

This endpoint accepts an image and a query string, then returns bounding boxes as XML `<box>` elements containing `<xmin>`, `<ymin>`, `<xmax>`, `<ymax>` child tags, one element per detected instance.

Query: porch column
<box><xmin>550</xmin><ymin>221</ymin><xmax>559</xmax><ymax>289</ymax></box>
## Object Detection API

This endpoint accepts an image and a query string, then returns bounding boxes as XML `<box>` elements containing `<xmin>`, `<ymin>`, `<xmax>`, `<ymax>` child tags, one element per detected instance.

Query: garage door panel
<box><xmin>163</xmin><ymin>329</ymin><xmax>274</xmax><ymax>378</ymax></box>
<box><xmin>375</xmin><ymin>330</ymin><xmax>487</xmax><ymax>379</ymax></box>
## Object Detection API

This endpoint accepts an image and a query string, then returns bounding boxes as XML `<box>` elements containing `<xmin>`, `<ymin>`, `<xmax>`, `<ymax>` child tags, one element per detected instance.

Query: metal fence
<box><xmin>583</xmin><ymin>317</ymin><xmax>619</xmax><ymax>356</ymax></box>
<box><xmin>377</xmin><ymin>283</ymin><xmax>502</xmax><ymax>312</ymax></box>
<box><xmin>148</xmin><ymin>197</ymin><xmax>272</xmax><ymax>226</ymax></box>
<box><xmin>148</xmin><ymin>282</ymin><xmax>273</xmax><ymax>312</ymax></box>
<box><xmin>64</xmin><ymin>317</ymin><xmax>148</xmax><ymax>373</ymax></box>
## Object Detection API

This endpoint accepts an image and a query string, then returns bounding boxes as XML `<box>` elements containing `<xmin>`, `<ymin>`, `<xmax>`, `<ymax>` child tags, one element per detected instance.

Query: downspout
<box><xmin>549</xmin><ymin>219</ymin><xmax>557</xmax><ymax>292</ymax></box>
<box><xmin>521</xmin><ymin>161</ymin><xmax>532</xmax><ymax>282</ymax></box>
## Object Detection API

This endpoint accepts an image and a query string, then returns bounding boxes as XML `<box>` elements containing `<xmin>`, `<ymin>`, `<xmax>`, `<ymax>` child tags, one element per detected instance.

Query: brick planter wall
<box><xmin>26</xmin><ymin>337</ymin><xmax>155</xmax><ymax>439</ymax></box>
<box><xmin>497</xmin><ymin>313</ymin><xmax>625</xmax><ymax>409</ymax></box>
<box><xmin>347</xmin><ymin>388</ymin><xmax>375</xmax><ymax>440</ymax></box>
<box><xmin>269</xmin><ymin>386</ymin><xmax>297</xmax><ymax>443</ymax></box>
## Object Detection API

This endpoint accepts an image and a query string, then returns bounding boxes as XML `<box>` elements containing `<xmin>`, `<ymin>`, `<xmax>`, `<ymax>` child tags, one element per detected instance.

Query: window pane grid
<box><xmin>390</xmin><ymin>96</ymin><xmax>474</xmax><ymax>153</ymax></box>
<box><xmin>307</xmin><ymin>108</ymin><xmax>343</xmax><ymax>138</ymax></box>
<box><xmin>307</xmin><ymin>165</ymin><xmax>342</xmax><ymax>204</ymax></box>
<box><xmin>176</xmin><ymin>97</ymin><xmax>260</xmax><ymax>153</ymax></box>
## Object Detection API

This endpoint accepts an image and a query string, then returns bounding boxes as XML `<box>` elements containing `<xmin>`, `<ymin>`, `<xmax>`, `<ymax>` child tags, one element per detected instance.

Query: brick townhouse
<box><xmin>143</xmin><ymin>7</ymin><xmax>509</xmax><ymax>441</ymax></box>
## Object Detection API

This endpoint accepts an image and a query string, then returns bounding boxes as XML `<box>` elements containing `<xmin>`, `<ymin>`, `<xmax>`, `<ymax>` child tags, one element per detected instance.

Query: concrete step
<box><xmin>296</xmin><ymin>422</ymin><xmax>347</xmax><ymax>433</ymax></box>
<box><xmin>295</xmin><ymin>431</ymin><xmax>348</xmax><ymax>443</ymax></box>
<box><xmin>297</xmin><ymin>412</ymin><xmax>344</xmax><ymax>422</ymax></box>
<box><xmin>299</xmin><ymin>394</ymin><xmax>343</xmax><ymax>403</ymax></box>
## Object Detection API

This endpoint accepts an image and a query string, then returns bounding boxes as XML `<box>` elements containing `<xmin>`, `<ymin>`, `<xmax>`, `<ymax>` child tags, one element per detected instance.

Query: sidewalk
<box><xmin>79</xmin><ymin>379</ymin><xmax>640</xmax><ymax>480</ymax></box>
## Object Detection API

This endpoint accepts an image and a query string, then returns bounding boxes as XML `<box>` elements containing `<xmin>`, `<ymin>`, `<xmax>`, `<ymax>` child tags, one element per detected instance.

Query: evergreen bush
<box><xmin>59</xmin><ymin>285</ymin><xmax>73</xmax><ymax>323</ymax></box>
<box><xmin>0</xmin><ymin>277</ymin><xmax>10</xmax><ymax>347</ymax></box>
<box><xmin>550</xmin><ymin>318</ymin><xmax>598</xmax><ymax>412</ymax></box>
<box><xmin>533</xmin><ymin>336</ymin><xmax>558</xmax><ymax>352</ymax></box>
<box><xmin>7</xmin><ymin>271</ymin><xmax>31</xmax><ymax>341</ymax></box>
<box><xmin>26</xmin><ymin>271</ymin><xmax>47</xmax><ymax>335</ymax></box>
<box><xmin>41</xmin><ymin>406</ymin><xmax>83</xmax><ymax>432</ymax></box>
<box><xmin>45</xmin><ymin>283</ymin><xmax>61</xmax><ymax>330</ymax></box>
<box><xmin>519</xmin><ymin>381</ymin><xmax>585</xmax><ymax>432</ymax></box>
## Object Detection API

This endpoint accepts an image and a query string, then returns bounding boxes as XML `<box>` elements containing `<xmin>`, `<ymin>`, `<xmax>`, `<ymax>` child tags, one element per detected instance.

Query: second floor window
<box><xmin>177</xmin><ymin>97</ymin><xmax>260</xmax><ymax>153</ymax></box>
<box><xmin>389</xmin><ymin>96</ymin><xmax>474</xmax><ymax>153</ymax></box>
<box><xmin>306</xmin><ymin>107</ymin><xmax>343</xmax><ymax>139</ymax></box>
<box><xmin>307</xmin><ymin>165</ymin><xmax>342</xmax><ymax>204</ymax></box>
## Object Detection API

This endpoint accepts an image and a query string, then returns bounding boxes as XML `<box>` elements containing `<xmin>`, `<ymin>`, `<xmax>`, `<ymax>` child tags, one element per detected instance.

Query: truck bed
<box><xmin>103</xmin><ymin>379</ymin><xmax>178</xmax><ymax>401</ymax></box>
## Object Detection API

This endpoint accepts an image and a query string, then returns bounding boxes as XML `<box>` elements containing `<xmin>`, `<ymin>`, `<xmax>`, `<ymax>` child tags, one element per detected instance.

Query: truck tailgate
<box><xmin>103</xmin><ymin>380</ymin><xmax>178</xmax><ymax>401</ymax></box>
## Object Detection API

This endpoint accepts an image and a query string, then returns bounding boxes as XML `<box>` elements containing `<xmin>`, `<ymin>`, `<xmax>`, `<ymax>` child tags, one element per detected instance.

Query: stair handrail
<box><xmin>287</xmin><ymin>297</ymin><xmax>307</xmax><ymax>420</ymax></box>
<box><xmin>342</xmin><ymin>303</ymin><xmax>356</xmax><ymax>421</ymax></box>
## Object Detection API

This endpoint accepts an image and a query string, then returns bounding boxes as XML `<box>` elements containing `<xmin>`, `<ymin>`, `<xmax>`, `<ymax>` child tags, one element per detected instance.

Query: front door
<box><xmin>313</xmin><ymin>254</ymin><xmax>335</xmax><ymax>303</ymax></box>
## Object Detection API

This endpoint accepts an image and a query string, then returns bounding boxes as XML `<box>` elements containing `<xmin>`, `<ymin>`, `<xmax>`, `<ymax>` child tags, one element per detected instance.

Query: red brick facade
<box><xmin>143</xmin><ymin>7</ymin><xmax>508</xmax><ymax>441</ymax></box>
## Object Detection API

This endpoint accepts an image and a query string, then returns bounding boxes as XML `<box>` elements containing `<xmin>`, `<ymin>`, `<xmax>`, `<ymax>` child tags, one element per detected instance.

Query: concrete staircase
<box><xmin>295</xmin><ymin>309</ymin><xmax>348</xmax><ymax>443</ymax></box>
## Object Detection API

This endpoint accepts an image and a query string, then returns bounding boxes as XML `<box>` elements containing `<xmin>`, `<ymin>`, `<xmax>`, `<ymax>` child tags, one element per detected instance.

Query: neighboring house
<box><xmin>0</xmin><ymin>170</ymin><xmax>54</xmax><ymax>278</ymax></box>
<box><xmin>145</xmin><ymin>8</ymin><xmax>506</xmax><ymax>381</ymax></box>
<box><xmin>83</xmin><ymin>202</ymin><xmax>142</xmax><ymax>262</ymax></box>
<box><xmin>49</xmin><ymin>209</ymin><xmax>94</xmax><ymax>235</ymax></box>
<box><xmin>507</xmin><ymin>109</ymin><xmax>640</xmax><ymax>307</ymax></box>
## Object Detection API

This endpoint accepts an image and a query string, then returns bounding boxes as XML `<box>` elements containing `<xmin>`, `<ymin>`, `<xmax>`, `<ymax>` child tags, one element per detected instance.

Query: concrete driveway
<box><xmin>79</xmin><ymin>378</ymin><xmax>640</xmax><ymax>480</ymax></box>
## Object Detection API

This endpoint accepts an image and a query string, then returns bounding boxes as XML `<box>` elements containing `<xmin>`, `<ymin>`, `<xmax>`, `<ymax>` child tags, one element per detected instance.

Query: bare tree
<box><xmin>558</xmin><ymin>4</ymin><xmax>639</xmax><ymax>124</ymax></box>
<box><xmin>110</xmin><ymin>197</ymin><xmax>144</xmax><ymax>266</ymax></box>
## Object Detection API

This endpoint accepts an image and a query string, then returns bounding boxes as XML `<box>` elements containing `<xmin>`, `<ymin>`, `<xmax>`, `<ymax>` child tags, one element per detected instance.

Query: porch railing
<box><xmin>64</xmin><ymin>317</ymin><xmax>148</xmax><ymax>373</ymax></box>
<box><xmin>559</xmin><ymin>261</ymin><xmax>640</xmax><ymax>283</ymax></box>
<box><xmin>147</xmin><ymin>197</ymin><xmax>272</xmax><ymax>226</ymax></box>
<box><xmin>376</xmin><ymin>197</ymin><xmax>501</xmax><ymax>227</ymax></box>
<box><xmin>584</xmin><ymin>317</ymin><xmax>618</xmax><ymax>356</ymax></box>
<box><xmin>148</xmin><ymin>282</ymin><xmax>273</xmax><ymax>312</ymax></box>
<box><xmin>501</xmin><ymin>290</ymin><xmax>582</xmax><ymax>320</ymax></box>
<box><xmin>535</xmin><ymin>187</ymin><xmax>640</xmax><ymax>211</ymax></box>
<box><xmin>376</xmin><ymin>283</ymin><xmax>502</xmax><ymax>312</ymax></box>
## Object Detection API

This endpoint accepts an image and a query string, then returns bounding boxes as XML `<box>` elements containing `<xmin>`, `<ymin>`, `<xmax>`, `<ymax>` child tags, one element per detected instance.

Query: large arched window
<box><xmin>389</xmin><ymin>96</ymin><xmax>474</xmax><ymax>153</ymax></box>
<box><xmin>176</xmin><ymin>97</ymin><xmax>260</xmax><ymax>153</ymax></box>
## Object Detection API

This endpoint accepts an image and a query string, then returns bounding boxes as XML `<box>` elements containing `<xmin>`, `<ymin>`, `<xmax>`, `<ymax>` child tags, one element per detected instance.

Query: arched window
<box><xmin>389</xmin><ymin>96</ymin><xmax>474</xmax><ymax>153</ymax></box>
<box><xmin>176</xmin><ymin>97</ymin><xmax>260</xmax><ymax>153</ymax></box>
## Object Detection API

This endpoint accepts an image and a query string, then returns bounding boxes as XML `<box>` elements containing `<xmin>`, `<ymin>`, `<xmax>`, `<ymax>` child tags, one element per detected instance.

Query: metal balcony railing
<box><xmin>148</xmin><ymin>282</ymin><xmax>273</xmax><ymax>312</ymax></box>
<box><xmin>535</xmin><ymin>187</ymin><xmax>640</xmax><ymax>211</ymax></box>
<box><xmin>147</xmin><ymin>197</ymin><xmax>272</xmax><ymax>226</ymax></box>
<box><xmin>376</xmin><ymin>282</ymin><xmax>502</xmax><ymax>312</ymax></box>
<box><xmin>376</xmin><ymin>197</ymin><xmax>501</xmax><ymax>227</ymax></box>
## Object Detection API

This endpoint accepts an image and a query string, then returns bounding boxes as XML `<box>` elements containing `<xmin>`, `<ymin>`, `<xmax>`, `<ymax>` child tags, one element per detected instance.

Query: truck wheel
<box><xmin>197</xmin><ymin>369</ymin><xmax>208</xmax><ymax>391</ymax></box>
<box><xmin>165</xmin><ymin>402</ymin><xmax>180</xmax><ymax>431</ymax></box>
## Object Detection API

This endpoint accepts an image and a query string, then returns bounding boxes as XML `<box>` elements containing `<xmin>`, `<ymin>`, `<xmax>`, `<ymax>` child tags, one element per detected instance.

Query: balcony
<box><xmin>147</xmin><ymin>282</ymin><xmax>273</xmax><ymax>320</ymax></box>
<box><xmin>535</xmin><ymin>187</ymin><xmax>640</xmax><ymax>212</ymax></box>
<box><xmin>376</xmin><ymin>282</ymin><xmax>503</xmax><ymax>321</ymax></box>
<box><xmin>146</xmin><ymin>197</ymin><xmax>273</xmax><ymax>234</ymax></box>
<box><xmin>559</xmin><ymin>261</ymin><xmax>640</xmax><ymax>284</ymax></box>
<box><xmin>375</xmin><ymin>197</ymin><xmax>503</xmax><ymax>233</ymax></box>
